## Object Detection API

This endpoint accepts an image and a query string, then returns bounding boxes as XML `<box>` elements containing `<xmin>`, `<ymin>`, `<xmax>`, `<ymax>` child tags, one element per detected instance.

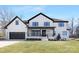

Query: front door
<box><xmin>42</xmin><ymin>30</ymin><xmax>46</xmax><ymax>36</ymax></box>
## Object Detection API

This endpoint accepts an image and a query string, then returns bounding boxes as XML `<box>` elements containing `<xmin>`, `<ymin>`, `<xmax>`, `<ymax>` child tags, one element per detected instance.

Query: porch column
<box><xmin>40</xmin><ymin>29</ymin><xmax>42</xmax><ymax>37</ymax></box>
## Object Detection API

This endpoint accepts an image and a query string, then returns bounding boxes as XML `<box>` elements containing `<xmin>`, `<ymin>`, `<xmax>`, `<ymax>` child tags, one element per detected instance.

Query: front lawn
<box><xmin>0</xmin><ymin>40</ymin><xmax>79</xmax><ymax>53</ymax></box>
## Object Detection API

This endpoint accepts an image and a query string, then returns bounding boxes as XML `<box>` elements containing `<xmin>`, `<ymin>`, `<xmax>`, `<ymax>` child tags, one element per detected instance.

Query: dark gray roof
<box><xmin>4</xmin><ymin>13</ymin><xmax>69</xmax><ymax>29</ymax></box>
<box><xmin>28</xmin><ymin>13</ymin><xmax>68</xmax><ymax>22</ymax></box>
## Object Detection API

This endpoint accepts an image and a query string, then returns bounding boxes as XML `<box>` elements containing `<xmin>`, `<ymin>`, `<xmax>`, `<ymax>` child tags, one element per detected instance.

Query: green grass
<box><xmin>0</xmin><ymin>40</ymin><xmax>79</xmax><ymax>53</ymax></box>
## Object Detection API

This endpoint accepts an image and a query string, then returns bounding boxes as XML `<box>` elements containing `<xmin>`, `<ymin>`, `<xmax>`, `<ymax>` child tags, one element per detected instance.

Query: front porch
<box><xmin>27</xmin><ymin>27</ymin><xmax>56</xmax><ymax>41</ymax></box>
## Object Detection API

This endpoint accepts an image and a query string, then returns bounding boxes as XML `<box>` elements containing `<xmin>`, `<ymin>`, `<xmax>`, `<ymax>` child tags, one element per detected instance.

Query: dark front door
<box><xmin>42</xmin><ymin>30</ymin><xmax>46</xmax><ymax>36</ymax></box>
<box><xmin>9</xmin><ymin>32</ymin><xmax>25</xmax><ymax>39</ymax></box>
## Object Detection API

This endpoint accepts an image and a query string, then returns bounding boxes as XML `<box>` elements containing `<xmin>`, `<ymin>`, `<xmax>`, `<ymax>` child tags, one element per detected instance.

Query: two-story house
<box><xmin>4</xmin><ymin>13</ymin><xmax>69</xmax><ymax>41</ymax></box>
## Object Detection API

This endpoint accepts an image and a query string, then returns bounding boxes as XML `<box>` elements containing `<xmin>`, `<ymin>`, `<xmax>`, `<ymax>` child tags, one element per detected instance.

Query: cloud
<box><xmin>11</xmin><ymin>6</ymin><xmax>46</xmax><ymax>16</ymax></box>
<box><xmin>33</xmin><ymin>7</ymin><xmax>44</xmax><ymax>11</ymax></box>
<box><xmin>31</xmin><ymin>6</ymin><xmax>45</xmax><ymax>12</ymax></box>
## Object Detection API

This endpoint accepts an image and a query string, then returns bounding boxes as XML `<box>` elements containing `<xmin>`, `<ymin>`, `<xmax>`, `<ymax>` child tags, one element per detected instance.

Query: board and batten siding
<box><xmin>29</xmin><ymin>14</ymin><xmax>69</xmax><ymax>39</ymax></box>
<box><xmin>54</xmin><ymin>22</ymin><xmax>69</xmax><ymax>39</ymax></box>
<box><xmin>29</xmin><ymin>14</ymin><xmax>55</xmax><ymax>27</ymax></box>
<box><xmin>5</xmin><ymin>18</ymin><xmax>27</xmax><ymax>40</ymax></box>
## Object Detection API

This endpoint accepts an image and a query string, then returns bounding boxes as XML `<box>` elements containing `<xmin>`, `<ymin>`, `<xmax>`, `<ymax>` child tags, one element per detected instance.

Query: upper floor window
<box><xmin>44</xmin><ymin>22</ymin><xmax>50</xmax><ymax>27</ymax></box>
<box><xmin>15</xmin><ymin>20</ymin><xmax>19</xmax><ymax>25</ymax></box>
<box><xmin>32</xmin><ymin>22</ymin><xmax>38</xmax><ymax>27</ymax></box>
<box><xmin>62</xmin><ymin>31</ymin><xmax>67</xmax><ymax>36</ymax></box>
<box><xmin>58</xmin><ymin>22</ymin><xmax>64</xmax><ymax>27</ymax></box>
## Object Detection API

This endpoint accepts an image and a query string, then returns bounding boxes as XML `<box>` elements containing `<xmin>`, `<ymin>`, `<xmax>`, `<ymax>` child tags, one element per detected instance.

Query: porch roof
<box><xmin>28</xmin><ymin>27</ymin><xmax>55</xmax><ymax>29</ymax></box>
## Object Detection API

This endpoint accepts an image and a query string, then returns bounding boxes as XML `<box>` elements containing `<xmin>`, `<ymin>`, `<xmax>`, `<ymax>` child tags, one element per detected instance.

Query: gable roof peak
<box><xmin>4</xmin><ymin>16</ymin><xmax>26</xmax><ymax>29</ymax></box>
<box><xmin>39</xmin><ymin>12</ymin><xmax>43</xmax><ymax>14</ymax></box>
<box><xmin>35</xmin><ymin>12</ymin><xmax>45</xmax><ymax>15</ymax></box>
<box><xmin>15</xmin><ymin>16</ymin><xmax>19</xmax><ymax>17</ymax></box>
<box><xmin>38</xmin><ymin>12</ymin><xmax>45</xmax><ymax>15</ymax></box>
<box><xmin>14</xmin><ymin>16</ymin><xmax>21</xmax><ymax>19</ymax></box>
<box><xmin>28</xmin><ymin>13</ymin><xmax>68</xmax><ymax>23</ymax></box>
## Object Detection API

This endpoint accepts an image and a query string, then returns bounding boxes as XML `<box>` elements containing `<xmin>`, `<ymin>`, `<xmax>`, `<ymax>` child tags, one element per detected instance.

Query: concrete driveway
<box><xmin>0</xmin><ymin>41</ymin><xmax>20</xmax><ymax>48</ymax></box>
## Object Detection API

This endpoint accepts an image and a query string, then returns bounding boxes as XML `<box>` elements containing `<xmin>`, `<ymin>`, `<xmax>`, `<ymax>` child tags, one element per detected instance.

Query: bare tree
<box><xmin>75</xmin><ymin>18</ymin><xmax>79</xmax><ymax>38</ymax></box>
<box><xmin>0</xmin><ymin>8</ymin><xmax>15</xmax><ymax>28</ymax></box>
<box><xmin>71</xmin><ymin>18</ymin><xmax>74</xmax><ymax>35</ymax></box>
<box><xmin>0</xmin><ymin>7</ymin><xmax>15</xmax><ymax>38</ymax></box>
<box><xmin>69</xmin><ymin>17</ymin><xmax>74</xmax><ymax>38</ymax></box>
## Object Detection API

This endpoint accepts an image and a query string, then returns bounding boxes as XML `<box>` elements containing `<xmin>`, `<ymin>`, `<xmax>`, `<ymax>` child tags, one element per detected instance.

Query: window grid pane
<box><xmin>62</xmin><ymin>31</ymin><xmax>67</xmax><ymax>36</ymax></box>
<box><xmin>16</xmin><ymin>20</ymin><xmax>19</xmax><ymax>25</ymax></box>
<box><xmin>58</xmin><ymin>22</ymin><xmax>64</xmax><ymax>27</ymax></box>
<box><xmin>44</xmin><ymin>22</ymin><xmax>50</xmax><ymax>26</ymax></box>
<box><xmin>31</xmin><ymin>30</ymin><xmax>41</xmax><ymax>36</ymax></box>
<box><xmin>32</xmin><ymin>22</ymin><xmax>38</xmax><ymax>27</ymax></box>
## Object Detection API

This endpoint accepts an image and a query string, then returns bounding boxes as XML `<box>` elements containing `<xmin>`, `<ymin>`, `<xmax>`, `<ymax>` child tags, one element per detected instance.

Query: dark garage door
<box><xmin>9</xmin><ymin>32</ymin><xmax>25</xmax><ymax>39</ymax></box>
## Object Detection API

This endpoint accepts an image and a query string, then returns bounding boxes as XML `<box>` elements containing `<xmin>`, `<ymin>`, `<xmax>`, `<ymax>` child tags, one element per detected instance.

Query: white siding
<box><xmin>5</xmin><ymin>18</ymin><xmax>27</xmax><ymax>40</ymax></box>
<box><xmin>5</xmin><ymin>14</ymin><xmax>69</xmax><ymax>40</ymax></box>
<box><xmin>29</xmin><ymin>15</ymin><xmax>54</xmax><ymax>27</ymax></box>
<box><xmin>54</xmin><ymin>22</ymin><xmax>69</xmax><ymax>39</ymax></box>
<box><xmin>28</xmin><ymin>14</ymin><xmax>69</xmax><ymax>39</ymax></box>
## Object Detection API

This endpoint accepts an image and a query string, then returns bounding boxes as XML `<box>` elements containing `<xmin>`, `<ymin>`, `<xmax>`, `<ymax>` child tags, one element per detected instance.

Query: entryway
<box><xmin>42</xmin><ymin>30</ymin><xmax>46</xmax><ymax>36</ymax></box>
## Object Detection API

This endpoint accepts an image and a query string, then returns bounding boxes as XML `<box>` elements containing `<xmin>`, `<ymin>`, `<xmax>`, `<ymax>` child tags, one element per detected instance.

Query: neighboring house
<box><xmin>75</xmin><ymin>25</ymin><xmax>79</xmax><ymax>38</ymax></box>
<box><xmin>4</xmin><ymin>13</ymin><xmax>69</xmax><ymax>41</ymax></box>
<box><xmin>0</xmin><ymin>22</ymin><xmax>5</xmax><ymax>37</ymax></box>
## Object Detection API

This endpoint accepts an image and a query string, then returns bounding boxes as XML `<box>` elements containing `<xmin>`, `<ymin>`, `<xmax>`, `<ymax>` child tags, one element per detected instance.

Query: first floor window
<box><xmin>31</xmin><ymin>30</ymin><xmax>41</xmax><ymax>36</ymax></box>
<box><xmin>53</xmin><ymin>30</ymin><xmax>55</xmax><ymax>36</ymax></box>
<box><xmin>62</xmin><ymin>31</ymin><xmax>67</xmax><ymax>36</ymax></box>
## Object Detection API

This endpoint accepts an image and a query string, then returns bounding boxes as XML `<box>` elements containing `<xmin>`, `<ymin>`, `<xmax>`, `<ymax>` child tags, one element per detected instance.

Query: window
<box><xmin>58</xmin><ymin>22</ymin><xmax>64</xmax><ymax>27</ymax></box>
<box><xmin>31</xmin><ymin>30</ymin><xmax>41</xmax><ymax>36</ymax></box>
<box><xmin>62</xmin><ymin>31</ymin><xmax>67</xmax><ymax>36</ymax></box>
<box><xmin>15</xmin><ymin>20</ymin><xmax>19</xmax><ymax>25</ymax></box>
<box><xmin>53</xmin><ymin>30</ymin><xmax>55</xmax><ymax>36</ymax></box>
<box><xmin>32</xmin><ymin>22</ymin><xmax>38</xmax><ymax>27</ymax></box>
<box><xmin>44</xmin><ymin>22</ymin><xmax>50</xmax><ymax>27</ymax></box>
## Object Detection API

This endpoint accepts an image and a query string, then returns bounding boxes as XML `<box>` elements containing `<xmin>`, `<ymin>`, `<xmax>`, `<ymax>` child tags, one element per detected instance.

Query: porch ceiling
<box><xmin>28</xmin><ymin>27</ymin><xmax>55</xmax><ymax>29</ymax></box>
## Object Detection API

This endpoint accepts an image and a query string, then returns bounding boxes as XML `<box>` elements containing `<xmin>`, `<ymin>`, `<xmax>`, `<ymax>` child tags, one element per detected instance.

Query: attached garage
<box><xmin>9</xmin><ymin>32</ymin><xmax>25</xmax><ymax>39</ymax></box>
